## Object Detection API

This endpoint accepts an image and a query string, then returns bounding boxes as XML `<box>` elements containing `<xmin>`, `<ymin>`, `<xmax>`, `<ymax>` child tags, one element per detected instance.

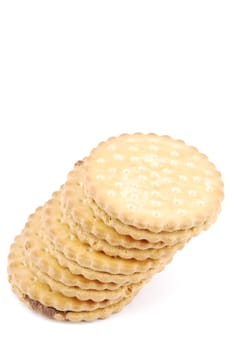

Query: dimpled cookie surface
<box><xmin>85</xmin><ymin>133</ymin><xmax>223</xmax><ymax>232</ymax></box>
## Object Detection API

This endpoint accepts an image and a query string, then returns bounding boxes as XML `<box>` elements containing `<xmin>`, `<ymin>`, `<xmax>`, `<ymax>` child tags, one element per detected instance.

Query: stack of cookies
<box><xmin>8</xmin><ymin>133</ymin><xmax>224</xmax><ymax>322</ymax></box>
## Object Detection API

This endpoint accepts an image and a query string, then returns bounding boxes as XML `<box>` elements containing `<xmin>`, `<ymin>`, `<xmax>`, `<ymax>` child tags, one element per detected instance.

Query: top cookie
<box><xmin>84</xmin><ymin>133</ymin><xmax>224</xmax><ymax>232</ymax></box>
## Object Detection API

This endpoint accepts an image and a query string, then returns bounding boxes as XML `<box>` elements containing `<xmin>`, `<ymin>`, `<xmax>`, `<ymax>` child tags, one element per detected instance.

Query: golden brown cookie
<box><xmin>28</xmin><ymin>262</ymin><xmax>126</xmax><ymax>302</ymax></box>
<box><xmin>61</xmin><ymin>161</ymin><xmax>216</xmax><ymax>245</ymax></box>
<box><xmin>24</xmin><ymin>207</ymin><xmax>163</xmax><ymax>285</ymax></box>
<box><xmin>41</xmin><ymin>194</ymin><xmax>158</xmax><ymax>274</ymax></box>
<box><xmin>11</xmin><ymin>283</ymin><xmax>142</xmax><ymax>322</ymax></box>
<box><xmin>60</xmin><ymin>162</ymin><xmax>168</xmax><ymax>248</ymax></box>
<box><xmin>84</xmin><ymin>133</ymin><xmax>223</xmax><ymax>232</ymax></box>
<box><xmin>8</xmin><ymin>236</ymin><xmax>124</xmax><ymax>311</ymax></box>
<box><xmin>88</xmin><ymin>195</ymin><xmax>217</xmax><ymax>242</ymax></box>
<box><xmin>66</xmin><ymin>220</ymin><xmax>187</xmax><ymax>261</ymax></box>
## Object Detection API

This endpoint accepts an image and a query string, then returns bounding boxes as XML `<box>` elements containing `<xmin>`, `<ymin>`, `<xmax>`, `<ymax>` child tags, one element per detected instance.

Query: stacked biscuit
<box><xmin>8</xmin><ymin>133</ymin><xmax>224</xmax><ymax>322</ymax></box>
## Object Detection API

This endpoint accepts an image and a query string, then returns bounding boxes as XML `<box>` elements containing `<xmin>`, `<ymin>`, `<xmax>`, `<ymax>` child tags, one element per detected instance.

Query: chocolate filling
<box><xmin>24</xmin><ymin>295</ymin><xmax>67</xmax><ymax>319</ymax></box>
<box><xmin>74</xmin><ymin>159</ymin><xmax>84</xmax><ymax>166</ymax></box>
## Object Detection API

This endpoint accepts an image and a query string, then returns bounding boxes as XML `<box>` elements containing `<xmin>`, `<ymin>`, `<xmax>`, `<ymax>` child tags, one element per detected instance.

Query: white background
<box><xmin>0</xmin><ymin>1</ymin><xmax>233</xmax><ymax>349</ymax></box>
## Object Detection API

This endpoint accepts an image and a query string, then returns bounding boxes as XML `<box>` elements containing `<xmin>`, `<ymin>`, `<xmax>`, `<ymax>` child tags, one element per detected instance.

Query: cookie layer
<box><xmin>9</xmin><ymin>236</ymin><xmax>123</xmax><ymax>311</ymax></box>
<box><xmin>24</xmin><ymin>208</ymin><xmax>162</xmax><ymax>285</ymax></box>
<box><xmin>61</xmin><ymin>162</ymin><xmax>167</xmax><ymax>249</ymax></box>
<box><xmin>85</xmin><ymin>133</ymin><xmax>223</xmax><ymax>232</ymax></box>
<box><xmin>41</xmin><ymin>195</ymin><xmax>158</xmax><ymax>274</ymax></box>
<box><xmin>11</xmin><ymin>283</ymin><xmax>142</xmax><ymax>322</ymax></box>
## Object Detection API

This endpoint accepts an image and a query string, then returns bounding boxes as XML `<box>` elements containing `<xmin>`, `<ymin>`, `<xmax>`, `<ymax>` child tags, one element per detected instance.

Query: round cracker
<box><xmin>41</xmin><ymin>195</ymin><xmax>158</xmax><ymax>274</ymax></box>
<box><xmin>85</xmin><ymin>133</ymin><xmax>223</xmax><ymax>232</ymax></box>
<box><xmin>11</xmin><ymin>283</ymin><xmax>142</xmax><ymax>322</ymax></box>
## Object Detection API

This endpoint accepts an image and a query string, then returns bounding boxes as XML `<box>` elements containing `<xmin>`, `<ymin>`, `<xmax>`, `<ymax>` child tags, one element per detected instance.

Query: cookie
<box><xmin>24</xmin><ymin>251</ymin><xmax>120</xmax><ymax>290</ymax></box>
<box><xmin>61</xmin><ymin>161</ymin><xmax>216</xmax><ymax>245</ymax></box>
<box><xmin>88</xmin><ymin>195</ymin><xmax>217</xmax><ymax>242</ymax></box>
<box><xmin>49</xmin><ymin>186</ymin><xmax>187</xmax><ymax>261</ymax></box>
<box><xmin>24</xmin><ymin>208</ymin><xmax>163</xmax><ymax>285</ymax></box>
<box><xmin>28</xmin><ymin>261</ymin><xmax>127</xmax><ymax>302</ymax></box>
<box><xmin>67</xmin><ymin>220</ymin><xmax>187</xmax><ymax>260</ymax></box>
<box><xmin>84</xmin><ymin>133</ymin><xmax>224</xmax><ymax>232</ymax></box>
<box><xmin>21</xmin><ymin>214</ymin><xmax>146</xmax><ymax>302</ymax></box>
<box><xmin>11</xmin><ymin>283</ymin><xmax>142</xmax><ymax>322</ymax></box>
<box><xmin>8</xmin><ymin>236</ymin><xmax>123</xmax><ymax>311</ymax></box>
<box><xmin>60</xmin><ymin>162</ymin><xmax>167</xmax><ymax>249</ymax></box>
<box><xmin>41</xmin><ymin>194</ymin><xmax>158</xmax><ymax>274</ymax></box>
